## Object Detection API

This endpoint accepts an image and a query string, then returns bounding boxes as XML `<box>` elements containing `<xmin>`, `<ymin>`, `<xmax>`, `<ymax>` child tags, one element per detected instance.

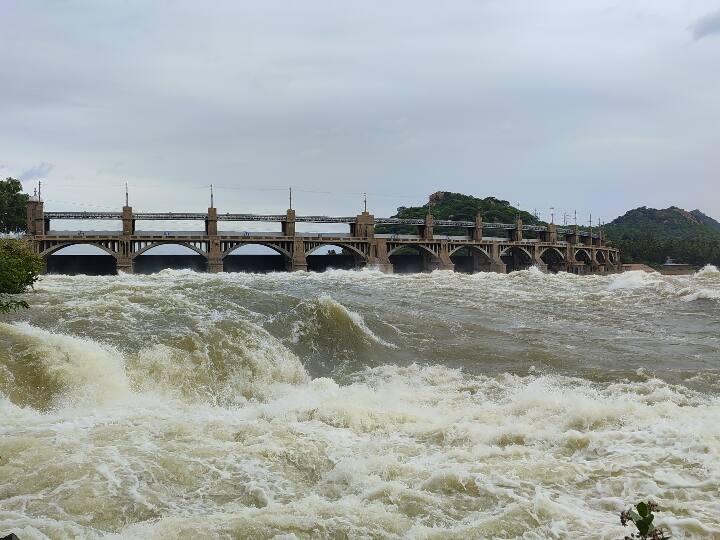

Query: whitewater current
<box><xmin>1</xmin><ymin>267</ymin><xmax>719</xmax><ymax>539</ymax></box>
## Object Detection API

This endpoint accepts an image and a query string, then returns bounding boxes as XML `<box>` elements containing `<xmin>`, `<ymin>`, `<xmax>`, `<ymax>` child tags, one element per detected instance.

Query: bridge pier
<box><xmin>207</xmin><ymin>236</ymin><xmax>223</xmax><ymax>273</ymax></box>
<box><xmin>290</xmin><ymin>239</ymin><xmax>308</xmax><ymax>271</ymax></box>
<box><xmin>367</xmin><ymin>239</ymin><xmax>393</xmax><ymax>273</ymax></box>
<box><xmin>117</xmin><ymin>256</ymin><xmax>134</xmax><ymax>274</ymax></box>
<box><xmin>437</xmin><ymin>242</ymin><xmax>455</xmax><ymax>271</ymax></box>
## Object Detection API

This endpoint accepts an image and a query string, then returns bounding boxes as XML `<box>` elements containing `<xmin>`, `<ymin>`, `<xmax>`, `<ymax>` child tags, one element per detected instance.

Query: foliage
<box><xmin>0</xmin><ymin>178</ymin><xmax>29</xmax><ymax>233</ymax></box>
<box><xmin>620</xmin><ymin>501</ymin><xmax>670</xmax><ymax>539</ymax></box>
<box><xmin>0</xmin><ymin>239</ymin><xmax>43</xmax><ymax>313</ymax></box>
<box><xmin>605</xmin><ymin>206</ymin><xmax>720</xmax><ymax>266</ymax></box>
<box><xmin>375</xmin><ymin>191</ymin><xmax>540</xmax><ymax>235</ymax></box>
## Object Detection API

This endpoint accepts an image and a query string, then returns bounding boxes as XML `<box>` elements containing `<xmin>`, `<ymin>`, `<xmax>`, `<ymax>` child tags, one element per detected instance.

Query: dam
<box><xmin>25</xmin><ymin>195</ymin><xmax>620</xmax><ymax>275</ymax></box>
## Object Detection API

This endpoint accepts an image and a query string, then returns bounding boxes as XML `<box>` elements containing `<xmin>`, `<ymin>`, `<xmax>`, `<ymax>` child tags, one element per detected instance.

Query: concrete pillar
<box><xmin>282</xmin><ymin>209</ymin><xmax>296</xmax><ymax>237</ymax></box>
<box><xmin>511</xmin><ymin>219</ymin><xmax>523</xmax><ymax>242</ymax></box>
<box><xmin>117</xmin><ymin>240</ymin><xmax>134</xmax><ymax>273</ymax></box>
<box><xmin>122</xmin><ymin>206</ymin><xmax>135</xmax><ymax>235</ymax></box>
<box><xmin>419</xmin><ymin>214</ymin><xmax>434</xmax><ymax>240</ymax></box>
<box><xmin>532</xmin><ymin>245</ymin><xmax>548</xmax><ymax>272</ymax></box>
<box><xmin>367</xmin><ymin>238</ymin><xmax>393</xmax><ymax>273</ymax></box>
<box><xmin>565</xmin><ymin>227</ymin><xmax>578</xmax><ymax>246</ymax></box>
<box><xmin>546</xmin><ymin>223</ymin><xmax>558</xmax><ymax>243</ymax></box>
<box><xmin>470</xmin><ymin>214</ymin><xmax>483</xmax><ymax>241</ymax></box>
<box><xmin>205</xmin><ymin>207</ymin><xmax>218</xmax><ymax>236</ymax></box>
<box><xmin>290</xmin><ymin>238</ymin><xmax>307</xmax><ymax>271</ymax></box>
<box><xmin>437</xmin><ymin>241</ymin><xmax>455</xmax><ymax>271</ymax></box>
<box><xmin>488</xmin><ymin>243</ymin><xmax>507</xmax><ymax>273</ymax></box>
<box><xmin>351</xmin><ymin>212</ymin><xmax>375</xmax><ymax>238</ymax></box>
<box><xmin>207</xmin><ymin>238</ymin><xmax>223</xmax><ymax>273</ymax></box>
<box><xmin>117</xmin><ymin>257</ymin><xmax>134</xmax><ymax>274</ymax></box>
<box><xmin>26</xmin><ymin>199</ymin><xmax>46</xmax><ymax>235</ymax></box>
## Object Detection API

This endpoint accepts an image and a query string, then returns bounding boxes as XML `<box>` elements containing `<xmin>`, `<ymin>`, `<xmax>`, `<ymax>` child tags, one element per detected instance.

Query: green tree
<box><xmin>0</xmin><ymin>178</ymin><xmax>29</xmax><ymax>233</ymax></box>
<box><xmin>0</xmin><ymin>239</ymin><xmax>43</xmax><ymax>313</ymax></box>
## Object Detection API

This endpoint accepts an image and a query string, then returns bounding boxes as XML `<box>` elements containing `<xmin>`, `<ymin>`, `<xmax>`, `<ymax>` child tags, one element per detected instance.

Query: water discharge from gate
<box><xmin>1</xmin><ymin>267</ymin><xmax>719</xmax><ymax>538</ymax></box>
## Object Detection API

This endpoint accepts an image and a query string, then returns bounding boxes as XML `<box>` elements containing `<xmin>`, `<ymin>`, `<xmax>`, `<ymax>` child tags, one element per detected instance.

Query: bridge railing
<box><xmin>41</xmin><ymin>212</ymin><xmax>601</xmax><ymax>238</ymax></box>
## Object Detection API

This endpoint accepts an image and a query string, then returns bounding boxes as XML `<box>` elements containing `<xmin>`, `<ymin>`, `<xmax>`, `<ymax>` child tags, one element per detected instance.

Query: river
<box><xmin>1</xmin><ymin>267</ymin><xmax>719</xmax><ymax>538</ymax></box>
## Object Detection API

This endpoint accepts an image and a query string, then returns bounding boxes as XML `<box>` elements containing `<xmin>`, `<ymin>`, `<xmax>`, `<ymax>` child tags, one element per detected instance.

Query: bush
<box><xmin>0</xmin><ymin>239</ymin><xmax>43</xmax><ymax>313</ymax></box>
<box><xmin>620</xmin><ymin>501</ymin><xmax>671</xmax><ymax>539</ymax></box>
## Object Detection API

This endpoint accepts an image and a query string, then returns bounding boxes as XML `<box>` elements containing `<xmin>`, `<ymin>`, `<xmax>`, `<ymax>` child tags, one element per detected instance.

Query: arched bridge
<box><xmin>26</xmin><ymin>199</ymin><xmax>620</xmax><ymax>275</ymax></box>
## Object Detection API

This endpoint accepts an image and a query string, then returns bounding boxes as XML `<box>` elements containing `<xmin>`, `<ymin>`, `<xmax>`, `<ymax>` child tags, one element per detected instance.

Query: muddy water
<box><xmin>1</xmin><ymin>267</ymin><xmax>719</xmax><ymax>538</ymax></box>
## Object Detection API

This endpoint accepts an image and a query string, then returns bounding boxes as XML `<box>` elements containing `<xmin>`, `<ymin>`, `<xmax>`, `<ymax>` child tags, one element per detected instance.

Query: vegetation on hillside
<box><xmin>0</xmin><ymin>239</ymin><xmax>43</xmax><ymax>313</ymax></box>
<box><xmin>604</xmin><ymin>206</ymin><xmax>720</xmax><ymax>266</ymax></box>
<box><xmin>1</xmin><ymin>178</ymin><xmax>29</xmax><ymax>233</ymax></box>
<box><xmin>376</xmin><ymin>192</ymin><xmax>539</xmax><ymax>235</ymax></box>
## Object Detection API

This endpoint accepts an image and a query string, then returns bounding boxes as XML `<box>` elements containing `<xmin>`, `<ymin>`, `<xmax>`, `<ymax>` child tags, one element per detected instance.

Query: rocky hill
<box><xmin>604</xmin><ymin>206</ymin><xmax>720</xmax><ymax>266</ymax></box>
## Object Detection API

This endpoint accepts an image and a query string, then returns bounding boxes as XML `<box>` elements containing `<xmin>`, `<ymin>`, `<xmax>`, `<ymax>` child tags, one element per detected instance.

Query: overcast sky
<box><xmin>2</xmin><ymin>0</ymin><xmax>719</xmax><ymax>225</ymax></box>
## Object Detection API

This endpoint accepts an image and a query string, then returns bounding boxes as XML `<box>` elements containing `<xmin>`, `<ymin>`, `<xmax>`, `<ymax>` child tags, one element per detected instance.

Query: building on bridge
<box><xmin>25</xmin><ymin>195</ymin><xmax>620</xmax><ymax>275</ymax></box>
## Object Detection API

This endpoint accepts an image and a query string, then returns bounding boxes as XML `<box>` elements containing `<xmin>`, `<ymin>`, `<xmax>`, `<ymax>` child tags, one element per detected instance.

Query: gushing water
<box><xmin>1</xmin><ymin>268</ymin><xmax>719</xmax><ymax>538</ymax></box>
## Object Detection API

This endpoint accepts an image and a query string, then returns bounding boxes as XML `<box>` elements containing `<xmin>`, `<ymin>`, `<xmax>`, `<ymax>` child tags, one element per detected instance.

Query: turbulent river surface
<box><xmin>1</xmin><ymin>267</ymin><xmax>719</xmax><ymax>539</ymax></box>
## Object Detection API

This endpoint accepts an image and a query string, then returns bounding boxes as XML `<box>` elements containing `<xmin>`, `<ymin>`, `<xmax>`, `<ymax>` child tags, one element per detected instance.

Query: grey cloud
<box><xmin>19</xmin><ymin>162</ymin><xmax>54</xmax><ymax>181</ymax></box>
<box><xmin>0</xmin><ymin>1</ymin><xmax>718</xmax><ymax>222</ymax></box>
<box><xmin>690</xmin><ymin>9</ymin><xmax>720</xmax><ymax>40</ymax></box>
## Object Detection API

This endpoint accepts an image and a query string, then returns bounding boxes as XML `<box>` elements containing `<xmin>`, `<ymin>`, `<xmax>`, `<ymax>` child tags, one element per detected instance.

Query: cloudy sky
<box><xmin>2</xmin><ymin>0</ymin><xmax>719</xmax><ymax>224</ymax></box>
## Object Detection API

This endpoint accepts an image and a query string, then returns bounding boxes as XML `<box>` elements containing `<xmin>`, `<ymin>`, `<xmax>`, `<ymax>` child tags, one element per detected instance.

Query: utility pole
<box><xmin>550</xmin><ymin>207</ymin><xmax>555</xmax><ymax>225</ymax></box>
<box><xmin>289</xmin><ymin>186</ymin><xmax>293</xmax><ymax>210</ymax></box>
<box><xmin>574</xmin><ymin>210</ymin><xmax>577</xmax><ymax>226</ymax></box>
<box><xmin>363</xmin><ymin>192</ymin><xmax>367</xmax><ymax>213</ymax></box>
<box><xmin>210</xmin><ymin>184</ymin><xmax>214</xmax><ymax>207</ymax></box>
<box><xmin>125</xmin><ymin>182</ymin><xmax>129</xmax><ymax>207</ymax></box>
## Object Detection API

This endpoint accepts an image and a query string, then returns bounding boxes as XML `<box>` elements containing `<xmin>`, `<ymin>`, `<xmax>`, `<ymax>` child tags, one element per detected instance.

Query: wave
<box><xmin>0</xmin><ymin>320</ymin><xmax>308</xmax><ymax>411</ymax></box>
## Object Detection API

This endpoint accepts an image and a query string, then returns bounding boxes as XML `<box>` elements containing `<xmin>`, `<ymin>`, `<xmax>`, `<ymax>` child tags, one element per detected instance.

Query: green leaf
<box><xmin>636</xmin><ymin>502</ymin><xmax>649</xmax><ymax>517</ymax></box>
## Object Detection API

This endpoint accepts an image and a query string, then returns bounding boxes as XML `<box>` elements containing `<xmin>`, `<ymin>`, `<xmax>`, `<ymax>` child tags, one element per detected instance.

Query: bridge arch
<box><xmin>223</xmin><ymin>242</ymin><xmax>291</xmax><ymax>260</ymax></box>
<box><xmin>540</xmin><ymin>246</ymin><xmax>565</xmax><ymax>273</ymax></box>
<box><xmin>304</xmin><ymin>242</ymin><xmax>368</xmax><ymax>261</ymax></box>
<box><xmin>41</xmin><ymin>242</ymin><xmax>118</xmax><ymax>259</ymax></box>
<box><xmin>595</xmin><ymin>250</ymin><xmax>607</xmax><ymax>264</ymax></box>
<box><xmin>539</xmin><ymin>246</ymin><xmax>565</xmax><ymax>261</ymax></box>
<box><xmin>132</xmin><ymin>242</ymin><xmax>208</xmax><ymax>259</ymax></box>
<box><xmin>388</xmin><ymin>243</ymin><xmax>441</xmax><ymax>273</ymax></box>
<box><xmin>222</xmin><ymin>243</ymin><xmax>291</xmax><ymax>273</ymax></box>
<box><xmin>449</xmin><ymin>245</ymin><xmax>493</xmax><ymax>273</ymax></box>
<box><xmin>574</xmin><ymin>249</ymin><xmax>592</xmax><ymax>264</ymax></box>
<box><xmin>387</xmin><ymin>243</ymin><xmax>439</xmax><ymax>259</ymax></box>
<box><xmin>500</xmin><ymin>245</ymin><xmax>533</xmax><ymax>272</ymax></box>
<box><xmin>448</xmin><ymin>244</ymin><xmax>491</xmax><ymax>259</ymax></box>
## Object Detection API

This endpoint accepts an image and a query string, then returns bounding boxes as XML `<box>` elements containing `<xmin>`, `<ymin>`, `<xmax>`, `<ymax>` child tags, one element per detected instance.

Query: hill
<box><xmin>690</xmin><ymin>209</ymin><xmax>720</xmax><ymax>232</ymax></box>
<box><xmin>375</xmin><ymin>192</ymin><xmax>540</xmax><ymax>235</ymax></box>
<box><xmin>604</xmin><ymin>206</ymin><xmax>720</xmax><ymax>266</ymax></box>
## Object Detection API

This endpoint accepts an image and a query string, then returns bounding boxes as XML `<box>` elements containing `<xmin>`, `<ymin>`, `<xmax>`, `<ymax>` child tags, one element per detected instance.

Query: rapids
<box><xmin>1</xmin><ymin>268</ymin><xmax>719</xmax><ymax>539</ymax></box>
